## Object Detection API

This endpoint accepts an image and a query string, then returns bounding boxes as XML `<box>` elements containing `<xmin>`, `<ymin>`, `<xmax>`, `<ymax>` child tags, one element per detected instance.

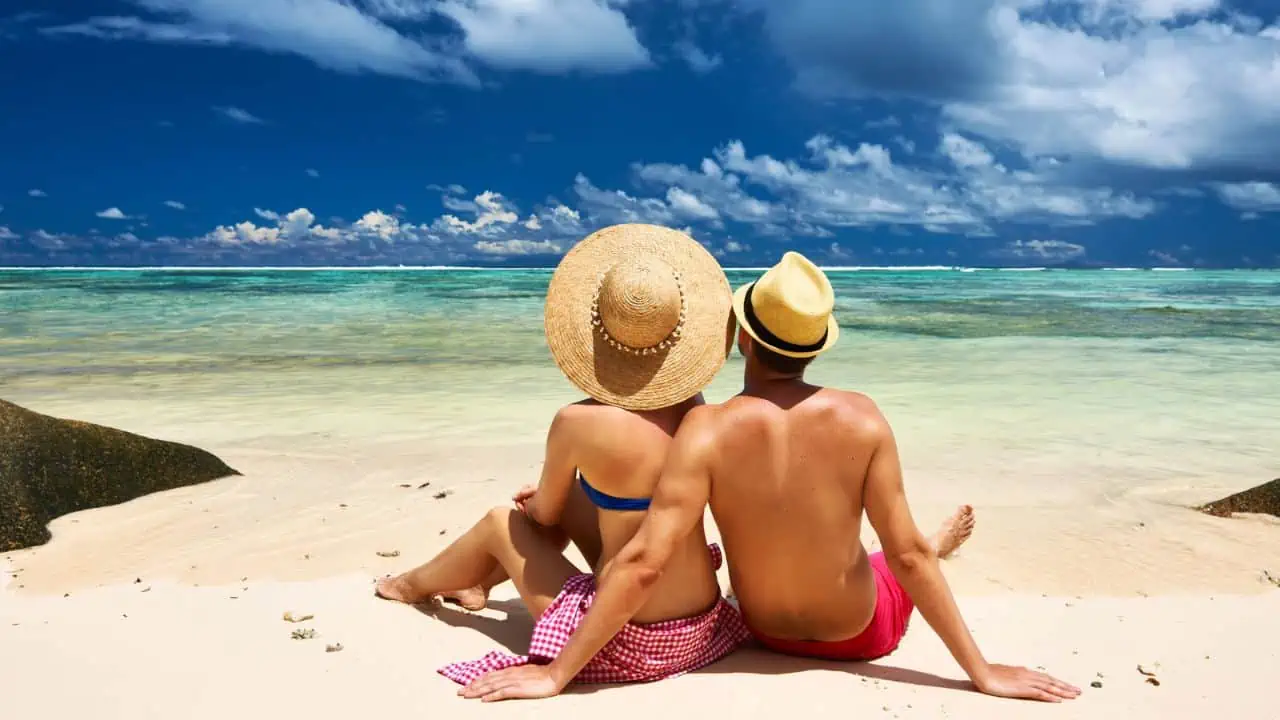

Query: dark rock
<box><xmin>1198</xmin><ymin>479</ymin><xmax>1280</xmax><ymax>519</ymax></box>
<box><xmin>0</xmin><ymin>399</ymin><xmax>239</xmax><ymax>552</ymax></box>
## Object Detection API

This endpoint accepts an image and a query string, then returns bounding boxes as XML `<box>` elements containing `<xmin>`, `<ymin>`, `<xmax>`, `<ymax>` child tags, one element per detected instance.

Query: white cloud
<box><xmin>435</xmin><ymin>0</ymin><xmax>650</xmax><ymax>74</ymax></box>
<box><xmin>214</xmin><ymin>106</ymin><xmax>264</xmax><ymax>124</ymax></box>
<box><xmin>306</xmin><ymin>168</ymin><xmax>321</xmax><ymax>178</ymax></box>
<box><xmin>607</xmin><ymin>133</ymin><xmax>1154</xmax><ymax>236</ymax></box>
<box><xmin>47</xmin><ymin>1</ymin><xmax>655</xmax><ymax>83</ymax></box>
<box><xmin>29</xmin><ymin>230</ymin><xmax>71</xmax><ymax>250</ymax></box>
<box><xmin>164</xmin><ymin>200</ymin><xmax>186</xmax><ymax>210</ymax></box>
<box><xmin>28</xmin><ymin>189</ymin><xmax>46</xmax><ymax>197</ymax></box>
<box><xmin>674</xmin><ymin>39</ymin><xmax>722</xmax><ymax>74</ymax></box>
<box><xmin>44</xmin><ymin>0</ymin><xmax>479</xmax><ymax>85</ymax></box>
<box><xmin>433</xmin><ymin>190</ymin><xmax>520</xmax><ymax>234</ymax></box>
<box><xmin>0</xmin><ymin>226</ymin><xmax>18</xmax><ymax>241</ymax></box>
<box><xmin>96</xmin><ymin>207</ymin><xmax>129</xmax><ymax>219</ymax></box>
<box><xmin>942</xmin><ymin>4</ymin><xmax>1280</xmax><ymax>172</ymax></box>
<box><xmin>665</xmin><ymin>186</ymin><xmax>721</xmax><ymax>221</ymax></box>
<box><xmin>1148</xmin><ymin>248</ymin><xmax>1181</xmax><ymax>265</ymax></box>
<box><xmin>1213</xmin><ymin>182</ymin><xmax>1280</xmax><ymax>213</ymax></box>
<box><xmin>737</xmin><ymin>1</ymin><xmax>1280</xmax><ymax>175</ymax></box>
<box><xmin>203</xmin><ymin>207</ymin><xmax>350</xmax><ymax>247</ymax></box>
<box><xmin>473</xmin><ymin>238</ymin><xmax>562</xmax><ymax>255</ymax></box>
<box><xmin>991</xmin><ymin>239</ymin><xmax>1087</xmax><ymax>263</ymax></box>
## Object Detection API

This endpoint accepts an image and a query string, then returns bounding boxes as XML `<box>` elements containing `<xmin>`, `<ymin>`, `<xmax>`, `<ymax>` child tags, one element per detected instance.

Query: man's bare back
<box><xmin>703</xmin><ymin>384</ymin><xmax>973</xmax><ymax>643</ymax></box>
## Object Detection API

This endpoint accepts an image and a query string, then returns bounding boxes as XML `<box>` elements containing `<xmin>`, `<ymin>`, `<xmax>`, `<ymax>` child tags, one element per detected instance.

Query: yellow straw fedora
<box><xmin>544</xmin><ymin>224</ymin><xmax>735</xmax><ymax>410</ymax></box>
<box><xmin>732</xmin><ymin>251</ymin><xmax>839</xmax><ymax>359</ymax></box>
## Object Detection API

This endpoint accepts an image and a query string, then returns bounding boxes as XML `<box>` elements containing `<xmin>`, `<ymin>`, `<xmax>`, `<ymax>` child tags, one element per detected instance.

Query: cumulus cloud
<box><xmin>435</xmin><ymin>0</ymin><xmax>650</xmax><ymax>74</ymax></box>
<box><xmin>601</xmin><ymin>133</ymin><xmax>1154</xmax><ymax>237</ymax></box>
<box><xmin>306</xmin><ymin>168</ymin><xmax>321</xmax><ymax>178</ymax></box>
<box><xmin>28</xmin><ymin>189</ymin><xmax>46</xmax><ymax>197</ymax></box>
<box><xmin>0</xmin><ymin>226</ymin><xmax>18</xmax><ymax>241</ymax></box>
<box><xmin>734</xmin><ymin>0</ymin><xmax>1280</xmax><ymax>175</ymax></box>
<box><xmin>164</xmin><ymin>200</ymin><xmax>186</xmax><ymax>210</ymax></box>
<box><xmin>40</xmin><ymin>0</ymin><xmax>650</xmax><ymax>84</ymax></box>
<box><xmin>43</xmin><ymin>0</ymin><xmax>478</xmax><ymax>85</ymax></box>
<box><xmin>96</xmin><ymin>207</ymin><xmax>129</xmax><ymax>219</ymax></box>
<box><xmin>203</xmin><ymin>207</ymin><xmax>349</xmax><ymax>247</ymax></box>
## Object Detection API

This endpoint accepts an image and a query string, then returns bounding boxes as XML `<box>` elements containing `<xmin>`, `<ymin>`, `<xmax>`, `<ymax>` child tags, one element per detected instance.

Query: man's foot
<box><xmin>931</xmin><ymin>504</ymin><xmax>976</xmax><ymax>559</ymax></box>
<box><xmin>374</xmin><ymin>574</ymin><xmax>434</xmax><ymax>605</ymax></box>
<box><xmin>439</xmin><ymin>585</ymin><xmax>489</xmax><ymax>611</ymax></box>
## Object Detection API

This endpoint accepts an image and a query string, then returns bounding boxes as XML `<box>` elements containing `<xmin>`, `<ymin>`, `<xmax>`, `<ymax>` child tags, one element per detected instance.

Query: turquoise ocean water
<box><xmin>2</xmin><ymin>268</ymin><xmax>1277</xmax><ymax>494</ymax></box>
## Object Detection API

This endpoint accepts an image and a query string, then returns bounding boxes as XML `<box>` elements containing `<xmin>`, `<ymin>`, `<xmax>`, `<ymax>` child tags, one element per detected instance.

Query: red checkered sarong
<box><xmin>439</xmin><ymin>543</ymin><xmax>749</xmax><ymax>686</ymax></box>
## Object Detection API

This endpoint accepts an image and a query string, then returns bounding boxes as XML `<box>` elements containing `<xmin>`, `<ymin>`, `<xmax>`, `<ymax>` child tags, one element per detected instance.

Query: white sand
<box><xmin>2</xmin><ymin>399</ymin><xmax>1279</xmax><ymax>719</ymax></box>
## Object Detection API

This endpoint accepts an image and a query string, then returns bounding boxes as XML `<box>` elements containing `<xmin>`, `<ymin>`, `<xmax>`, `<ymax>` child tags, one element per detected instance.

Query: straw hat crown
<box><xmin>733</xmin><ymin>251</ymin><xmax>840</xmax><ymax>358</ymax></box>
<box><xmin>593</xmin><ymin>258</ymin><xmax>685</xmax><ymax>354</ymax></box>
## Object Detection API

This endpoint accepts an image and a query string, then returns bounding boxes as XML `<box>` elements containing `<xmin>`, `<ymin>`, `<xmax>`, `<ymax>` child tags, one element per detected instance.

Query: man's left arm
<box><xmin>458</xmin><ymin>407</ymin><xmax>718</xmax><ymax>702</ymax></box>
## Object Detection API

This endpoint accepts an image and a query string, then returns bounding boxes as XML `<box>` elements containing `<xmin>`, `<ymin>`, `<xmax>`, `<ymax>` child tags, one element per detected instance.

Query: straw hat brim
<box><xmin>544</xmin><ymin>224</ymin><xmax>735</xmax><ymax>410</ymax></box>
<box><xmin>732</xmin><ymin>281</ymin><xmax>840</xmax><ymax>359</ymax></box>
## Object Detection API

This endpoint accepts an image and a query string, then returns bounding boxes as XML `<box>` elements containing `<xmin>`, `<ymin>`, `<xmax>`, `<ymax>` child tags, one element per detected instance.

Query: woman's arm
<box><xmin>521</xmin><ymin>404</ymin><xmax>582</xmax><ymax>527</ymax></box>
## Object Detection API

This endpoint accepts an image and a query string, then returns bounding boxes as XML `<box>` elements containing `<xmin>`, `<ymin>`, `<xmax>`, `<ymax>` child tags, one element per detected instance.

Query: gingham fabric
<box><xmin>439</xmin><ymin>544</ymin><xmax>749</xmax><ymax>686</ymax></box>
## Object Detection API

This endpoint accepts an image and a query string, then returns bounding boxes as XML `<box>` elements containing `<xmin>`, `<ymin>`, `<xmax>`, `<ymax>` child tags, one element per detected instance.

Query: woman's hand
<box><xmin>512</xmin><ymin>484</ymin><xmax>538</xmax><ymax>514</ymax></box>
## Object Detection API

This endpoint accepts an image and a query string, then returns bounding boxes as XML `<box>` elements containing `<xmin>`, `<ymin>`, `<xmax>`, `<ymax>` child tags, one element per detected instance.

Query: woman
<box><xmin>375</xmin><ymin>223</ymin><xmax>748</xmax><ymax>690</ymax></box>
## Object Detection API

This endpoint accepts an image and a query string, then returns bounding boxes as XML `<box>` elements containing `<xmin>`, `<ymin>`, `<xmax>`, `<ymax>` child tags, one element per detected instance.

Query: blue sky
<box><xmin>2</xmin><ymin>0</ymin><xmax>1279</xmax><ymax>268</ymax></box>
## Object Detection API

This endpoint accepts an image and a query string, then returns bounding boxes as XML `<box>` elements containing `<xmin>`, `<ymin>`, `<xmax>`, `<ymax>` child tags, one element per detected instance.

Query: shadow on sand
<box><xmin>419</xmin><ymin>599</ymin><xmax>972</xmax><ymax>698</ymax></box>
<box><xmin>413</xmin><ymin>598</ymin><xmax>536</xmax><ymax>655</ymax></box>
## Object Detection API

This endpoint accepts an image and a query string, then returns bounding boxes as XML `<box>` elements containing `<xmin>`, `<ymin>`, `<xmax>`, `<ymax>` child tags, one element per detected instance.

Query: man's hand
<box><xmin>512</xmin><ymin>484</ymin><xmax>538</xmax><ymax>514</ymax></box>
<box><xmin>973</xmin><ymin>664</ymin><xmax>1082</xmax><ymax>703</ymax></box>
<box><xmin>458</xmin><ymin>665</ymin><xmax>568</xmax><ymax>703</ymax></box>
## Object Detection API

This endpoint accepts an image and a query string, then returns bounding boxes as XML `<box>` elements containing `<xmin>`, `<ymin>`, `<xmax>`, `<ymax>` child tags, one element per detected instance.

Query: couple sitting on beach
<box><xmin>376</xmin><ymin>224</ymin><xmax>1081</xmax><ymax>704</ymax></box>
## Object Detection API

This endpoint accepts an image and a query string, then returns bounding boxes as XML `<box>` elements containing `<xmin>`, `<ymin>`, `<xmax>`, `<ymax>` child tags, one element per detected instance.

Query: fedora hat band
<box><xmin>742</xmin><ymin>281</ymin><xmax>828</xmax><ymax>354</ymax></box>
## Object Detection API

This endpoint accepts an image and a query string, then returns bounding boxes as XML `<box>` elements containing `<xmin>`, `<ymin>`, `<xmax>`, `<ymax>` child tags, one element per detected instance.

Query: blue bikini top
<box><xmin>578</xmin><ymin>472</ymin><xmax>652</xmax><ymax>511</ymax></box>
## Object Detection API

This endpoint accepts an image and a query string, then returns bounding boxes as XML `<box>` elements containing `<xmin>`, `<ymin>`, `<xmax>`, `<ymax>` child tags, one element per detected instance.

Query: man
<box><xmin>459</xmin><ymin>251</ymin><xmax>1081</xmax><ymax>704</ymax></box>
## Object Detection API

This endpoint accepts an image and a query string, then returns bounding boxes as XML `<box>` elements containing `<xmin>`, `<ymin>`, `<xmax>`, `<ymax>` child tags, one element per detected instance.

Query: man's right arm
<box><xmin>861</xmin><ymin>404</ymin><xmax>1081</xmax><ymax>703</ymax></box>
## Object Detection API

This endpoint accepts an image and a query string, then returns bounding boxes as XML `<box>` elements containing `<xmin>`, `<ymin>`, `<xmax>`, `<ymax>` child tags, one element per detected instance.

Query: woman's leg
<box><xmin>439</xmin><ymin>483</ymin><xmax>601</xmax><ymax>610</ymax></box>
<box><xmin>376</xmin><ymin>506</ymin><xmax>581</xmax><ymax>619</ymax></box>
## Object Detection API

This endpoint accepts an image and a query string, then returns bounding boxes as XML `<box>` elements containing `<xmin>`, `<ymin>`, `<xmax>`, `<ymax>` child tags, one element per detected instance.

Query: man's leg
<box><xmin>376</xmin><ymin>506</ymin><xmax>581</xmax><ymax>619</ymax></box>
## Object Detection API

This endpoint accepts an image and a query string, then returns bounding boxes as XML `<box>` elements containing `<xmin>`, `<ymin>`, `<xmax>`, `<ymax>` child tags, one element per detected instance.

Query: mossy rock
<box><xmin>1198</xmin><ymin>478</ymin><xmax>1280</xmax><ymax>519</ymax></box>
<box><xmin>0</xmin><ymin>399</ymin><xmax>240</xmax><ymax>552</ymax></box>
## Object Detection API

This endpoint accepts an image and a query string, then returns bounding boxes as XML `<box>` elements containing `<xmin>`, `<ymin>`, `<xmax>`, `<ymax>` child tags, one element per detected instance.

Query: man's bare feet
<box><xmin>439</xmin><ymin>585</ymin><xmax>489</xmax><ymax>611</ymax></box>
<box><xmin>931</xmin><ymin>504</ymin><xmax>976</xmax><ymax>559</ymax></box>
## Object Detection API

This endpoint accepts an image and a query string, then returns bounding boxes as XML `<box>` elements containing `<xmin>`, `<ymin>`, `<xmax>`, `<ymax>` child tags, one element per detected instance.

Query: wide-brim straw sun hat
<box><xmin>544</xmin><ymin>223</ymin><xmax>734</xmax><ymax>410</ymax></box>
<box><xmin>732</xmin><ymin>250</ymin><xmax>840</xmax><ymax>359</ymax></box>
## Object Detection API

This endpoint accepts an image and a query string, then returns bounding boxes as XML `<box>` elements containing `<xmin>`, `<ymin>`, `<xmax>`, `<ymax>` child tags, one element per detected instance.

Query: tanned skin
<box><xmin>375</xmin><ymin>396</ymin><xmax>721</xmax><ymax>633</ymax></box>
<box><xmin>458</xmin><ymin>331</ymin><xmax>1082</xmax><ymax>704</ymax></box>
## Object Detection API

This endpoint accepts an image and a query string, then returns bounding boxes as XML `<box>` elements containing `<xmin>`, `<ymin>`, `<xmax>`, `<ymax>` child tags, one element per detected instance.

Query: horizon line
<box><xmin>0</xmin><ymin>264</ymin><xmax>1241</xmax><ymax>272</ymax></box>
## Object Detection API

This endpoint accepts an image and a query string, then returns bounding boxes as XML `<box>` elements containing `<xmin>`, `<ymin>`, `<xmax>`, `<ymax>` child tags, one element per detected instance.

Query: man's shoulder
<box><xmin>809</xmin><ymin>387</ymin><xmax>893</xmax><ymax>439</ymax></box>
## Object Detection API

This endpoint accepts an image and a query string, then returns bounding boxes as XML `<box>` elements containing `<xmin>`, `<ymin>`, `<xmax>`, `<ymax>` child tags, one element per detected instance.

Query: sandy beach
<box><xmin>3</xmin><ymin>399</ymin><xmax>1278</xmax><ymax>720</ymax></box>
<box><xmin>2</xmin><ymin>269</ymin><xmax>1279</xmax><ymax>718</ymax></box>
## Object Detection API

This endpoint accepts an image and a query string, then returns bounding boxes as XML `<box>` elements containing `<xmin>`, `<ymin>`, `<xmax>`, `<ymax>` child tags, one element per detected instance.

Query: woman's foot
<box><xmin>374</xmin><ymin>575</ymin><xmax>489</xmax><ymax>611</ymax></box>
<box><xmin>931</xmin><ymin>504</ymin><xmax>976</xmax><ymax>559</ymax></box>
<box><xmin>374</xmin><ymin>574</ymin><xmax>434</xmax><ymax>604</ymax></box>
<box><xmin>439</xmin><ymin>585</ymin><xmax>489</xmax><ymax>611</ymax></box>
